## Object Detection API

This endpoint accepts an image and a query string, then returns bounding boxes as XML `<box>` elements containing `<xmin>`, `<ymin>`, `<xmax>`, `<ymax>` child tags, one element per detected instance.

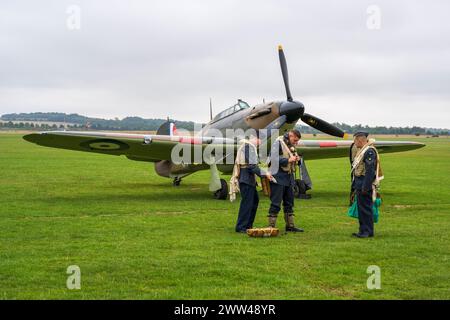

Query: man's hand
<box><xmin>266</xmin><ymin>172</ymin><xmax>273</xmax><ymax>181</ymax></box>
<box><xmin>288</xmin><ymin>156</ymin><xmax>298</xmax><ymax>163</ymax></box>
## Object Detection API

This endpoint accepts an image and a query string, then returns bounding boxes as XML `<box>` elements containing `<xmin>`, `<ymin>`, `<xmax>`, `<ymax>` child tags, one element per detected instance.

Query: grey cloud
<box><xmin>0</xmin><ymin>0</ymin><xmax>449</xmax><ymax>127</ymax></box>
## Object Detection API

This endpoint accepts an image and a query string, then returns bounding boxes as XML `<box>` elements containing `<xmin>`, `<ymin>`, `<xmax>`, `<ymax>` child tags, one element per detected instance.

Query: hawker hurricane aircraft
<box><xmin>24</xmin><ymin>46</ymin><xmax>425</xmax><ymax>199</ymax></box>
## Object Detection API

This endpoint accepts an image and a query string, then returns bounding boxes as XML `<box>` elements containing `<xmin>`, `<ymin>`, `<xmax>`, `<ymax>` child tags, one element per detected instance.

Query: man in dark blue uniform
<box><xmin>267</xmin><ymin>129</ymin><xmax>304</xmax><ymax>232</ymax></box>
<box><xmin>235</xmin><ymin>135</ymin><xmax>272</xmax><ymax>233</ymax></box>
<box><xmin>351</xmin><ymin>132</ymin><xmax>377</xmax><ymax>238</ymax></box>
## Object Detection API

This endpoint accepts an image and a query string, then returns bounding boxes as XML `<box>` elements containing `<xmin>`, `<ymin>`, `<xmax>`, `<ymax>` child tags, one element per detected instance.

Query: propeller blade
<box><xmin>278</xmin><ymin>45</ymin><xmax>293</xmax><ymax>102</ymax></box>
<box><xmin>301</xmin><ymin>113</ymin><xmax>347</xmax><ymax>138</ymax></box>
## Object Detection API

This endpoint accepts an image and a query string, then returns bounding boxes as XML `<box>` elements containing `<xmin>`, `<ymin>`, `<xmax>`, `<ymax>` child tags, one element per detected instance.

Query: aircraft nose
<box><xmin>279</xmin><ymin>101</ymin><xmax>304</xmax><ymax>123</ymax></box>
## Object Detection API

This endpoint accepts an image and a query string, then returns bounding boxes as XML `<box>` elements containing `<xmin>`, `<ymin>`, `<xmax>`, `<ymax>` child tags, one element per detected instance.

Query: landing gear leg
<box><xmin>213</xmin><ymin>179</ymin><xmax>228</xmax><ymax>200</ymax></box>
<box><xmin>173</xmin><ymin>177</ymin><xmax>182</xmax><ymax>186</ymax></box>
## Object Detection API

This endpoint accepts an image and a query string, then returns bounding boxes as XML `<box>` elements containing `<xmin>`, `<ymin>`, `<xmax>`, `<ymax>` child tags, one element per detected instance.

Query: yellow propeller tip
<box><xmin>343</xmin><ymin>133</ymin><xmax>351</xmax><ymax>139</ymax></box>
<box><xmin>278</xmin><ymin>44</ymin><xmax>283</xmax><ymax>50</ymax></box>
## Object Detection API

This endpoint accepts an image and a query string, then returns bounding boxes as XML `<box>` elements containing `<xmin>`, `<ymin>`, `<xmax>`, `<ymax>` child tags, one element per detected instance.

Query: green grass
<box><xmin>0</xmin><ymin>133</ymin><xmax>449</xmax><ymax>300</ymax></box>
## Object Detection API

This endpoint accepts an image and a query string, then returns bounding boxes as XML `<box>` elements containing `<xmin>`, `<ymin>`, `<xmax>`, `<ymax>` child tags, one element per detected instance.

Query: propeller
<box><xmin>277</xmin><ymin>45</ymin><xmax>347</xmax><ymax>138</ymax></box>
<box><xmin>278</xmin><ymin>46</ymin><xmax>293</xmax><ymax>102</ymax></box>
<box><xmin>300</xmin><ymin>113</ymin><xmax>346</xmax><ymax>138</ymax></box>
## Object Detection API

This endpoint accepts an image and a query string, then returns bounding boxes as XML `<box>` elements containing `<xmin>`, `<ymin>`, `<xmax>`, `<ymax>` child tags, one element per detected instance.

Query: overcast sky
<box><xmin>1</xmin><ymin>0</ymin><xmax>449</xmax><ymax>127</ymax></box>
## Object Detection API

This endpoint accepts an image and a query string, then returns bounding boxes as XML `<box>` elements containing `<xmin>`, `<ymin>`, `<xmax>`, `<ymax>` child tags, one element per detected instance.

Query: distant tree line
<box><xmin>296</xmin><ymin>123</ymin><xmax>449</xmax><ymax>136</ymax></box>
<box><xmin>1</xmin><ymin>112</ymin><xmax>88</xmax><ymax>124</ymax></box>
<box><xmin>1</xmin><ymin>112</ymin><xmax>448</xmax><ymax>135</ymax></box>
<box><xmin>0</xmin><ymin>112</ymin><xmax>197</xmax><ymax>131</ymax></box>
<box><xmin>0</xmin><ymin>121</ymin><xmax>75</xmax><ymax>130</ymax></box>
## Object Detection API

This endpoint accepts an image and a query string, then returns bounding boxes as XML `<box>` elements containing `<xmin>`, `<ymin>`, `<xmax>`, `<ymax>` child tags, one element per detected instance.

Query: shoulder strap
<box><xmin>351</xmin><ymin>143</ymin><xmax>375</xmax><ymax>173</ymax></box>
<box><xmin>277</xmin><ymin>136</ymin><xmax>293</xmax><ymax>158</ymax></box>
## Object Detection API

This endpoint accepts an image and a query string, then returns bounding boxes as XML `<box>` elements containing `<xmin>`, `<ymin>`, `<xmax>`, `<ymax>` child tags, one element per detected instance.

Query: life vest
<box><xmin>278</xmin><ymin>138</ymin><xmax>296</xmax><ymax>173</ymax></box>
<box><xmin>229</xmin><ymin>140</ymin><xmax>258</xmax><ymax>202</ymax></box>
<box><xmin>236</xmin><ymin>141</ymin><xmax>258</xmax><ymax>169</ymax></box>
<box><xmin>354</xmin><ymin>150</ymin><xmax>370</xmax><ymax>177</ymax></box>
<box><xmin>350</xmin><ymin>143</ymin><xmax>359</xmax><ymax>165</ymax></box>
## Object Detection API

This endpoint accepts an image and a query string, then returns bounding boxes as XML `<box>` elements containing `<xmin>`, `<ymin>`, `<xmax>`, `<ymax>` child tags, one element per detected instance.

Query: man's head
<box><xmin>287</xmin><ymin>129</ymin><xmax>301</xmax><ymax>145</ymax></box>
<box><xmin>353</xmin><ymin>132</ymin><xmax>369</xmax><ymax>148</ymax></box>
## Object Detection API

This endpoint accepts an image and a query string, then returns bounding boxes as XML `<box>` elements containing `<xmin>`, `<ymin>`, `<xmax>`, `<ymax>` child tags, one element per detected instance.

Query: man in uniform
<box><xmin>351</xmin><ymin>132</ymin><xmax>377</xmax><ymax>238</ymax></box>
<box><xmin>234</xmin><ymin>134</ymin><xmax>272</xmax><ymax>233</ymax></box>
<box><xmin>349</xmin><ymin>139</ymin><xmax>360</xmax><ymax>205</ymax></box>
<box><xmin>267</xmin><ymin>129</ymin><xmax>304</xmax><ymax>232</ymax></box>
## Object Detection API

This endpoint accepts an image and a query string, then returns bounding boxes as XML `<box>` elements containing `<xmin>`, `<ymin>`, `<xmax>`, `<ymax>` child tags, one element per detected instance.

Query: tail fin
<box><xmin>156</xmin><ymin>120</ymin><xmax>177</xmax><ymax>136</ymax></box>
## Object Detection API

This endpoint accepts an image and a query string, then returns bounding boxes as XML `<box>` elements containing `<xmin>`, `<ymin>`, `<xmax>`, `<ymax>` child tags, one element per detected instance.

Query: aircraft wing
<box><xmin>23</xmin><ymin>131</ymin><xmax>234</xmax><ymax>162</ymax></box>
<box><xmin>23</xmin><ymin>131</ymin><xmax>425</xmax><ymax>163</ymax></box>
<box><xmin>297</xmin><ymin>140</ymin><xmax>425</xmax><ymax>160</ymax></box>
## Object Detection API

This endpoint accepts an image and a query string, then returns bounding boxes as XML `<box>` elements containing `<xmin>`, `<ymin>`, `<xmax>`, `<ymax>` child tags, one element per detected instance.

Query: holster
<box><xmin>261</xmin><ymin>177</ymin><xmax>271</xmax><ymax>197</ymax></box>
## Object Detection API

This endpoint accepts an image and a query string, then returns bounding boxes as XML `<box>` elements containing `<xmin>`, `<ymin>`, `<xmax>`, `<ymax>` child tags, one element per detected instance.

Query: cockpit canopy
<box><xmin>212</xmin><ymin>100</ymin><xmax>250</xmax><ymax>122</ymax></box>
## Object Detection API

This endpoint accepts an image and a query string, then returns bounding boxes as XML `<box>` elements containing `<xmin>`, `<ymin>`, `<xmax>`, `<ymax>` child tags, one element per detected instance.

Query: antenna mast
<box><xmin>209</xmin><ymin>98</ymin><xmax>213</xmax><ymax>121</ymax></box>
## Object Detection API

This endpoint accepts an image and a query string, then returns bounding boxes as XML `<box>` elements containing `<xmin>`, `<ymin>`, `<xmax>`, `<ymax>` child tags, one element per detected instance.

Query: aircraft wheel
<box><xmin>173</xmin><ymin>177</ymin><xmax>182</xmax><ymax>186</ymax></box>
<box><xmin>213</xmin><ymin>179</ymin><xmax>228</xmax><ymax>200</ymax></box>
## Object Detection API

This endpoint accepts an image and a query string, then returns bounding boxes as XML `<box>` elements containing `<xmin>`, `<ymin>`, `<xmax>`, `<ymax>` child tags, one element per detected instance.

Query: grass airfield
<box><xmin>0</xmin><ymin>132</ymin><xmax>449</xmax><ymax>299</ymax></box>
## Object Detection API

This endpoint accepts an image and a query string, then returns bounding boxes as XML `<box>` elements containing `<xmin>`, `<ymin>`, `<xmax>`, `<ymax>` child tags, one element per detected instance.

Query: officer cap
<box><xmin>353</xmin><ymin>131</ymin><xmax>369</xmax><ymax>138</ymax></box>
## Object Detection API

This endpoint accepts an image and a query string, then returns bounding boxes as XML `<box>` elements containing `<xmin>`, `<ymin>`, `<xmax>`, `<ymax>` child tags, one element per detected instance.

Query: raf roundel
<box><xmin>80</xmin><ymin>139</ymin><xmax>130</xmax><ymax>151</ymax></box>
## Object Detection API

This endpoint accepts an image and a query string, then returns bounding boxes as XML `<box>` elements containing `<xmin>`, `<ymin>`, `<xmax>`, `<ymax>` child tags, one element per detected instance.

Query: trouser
<box><xmin>356</xmin><ymin>190</ymin><xmax>374</xmax><ymax>236</ymax></box>
<box><xmin>235</xmin><ymin>183</ymin><xmax>259</xmax><ymax>232</ymax></box>
<box><xmin>268</xmin><ymin>183</ymin><xmax>294</xmax><ymax>216</ymax></box>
